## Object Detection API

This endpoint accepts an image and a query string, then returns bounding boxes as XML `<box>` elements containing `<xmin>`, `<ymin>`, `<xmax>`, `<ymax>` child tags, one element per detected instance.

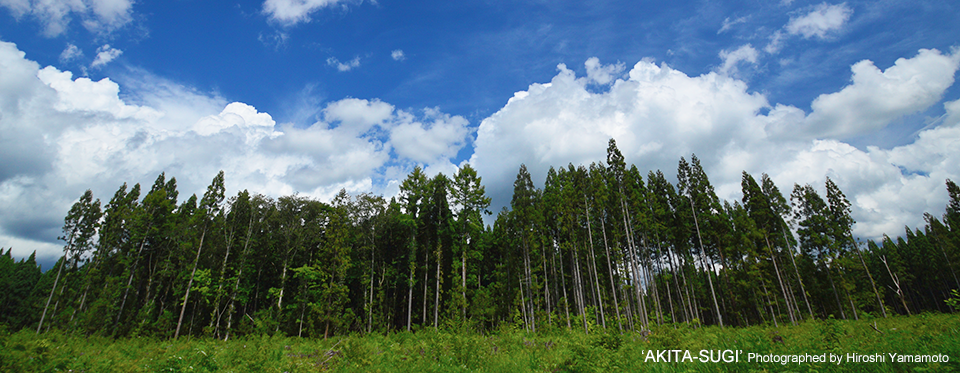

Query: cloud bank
<box><xmin>469</xmin><ymin>51</ymin><xmax>960</xmax><ymax>241</ymax></box>
<box><xmin>1</xmin><ymin>38</ymin><xmax>958</xmax><ymax>267</ymax></box>
<box><xmin>0</xmin><ymin>40</ymin><xmax>469</xmax><ymax>263</ymax></box>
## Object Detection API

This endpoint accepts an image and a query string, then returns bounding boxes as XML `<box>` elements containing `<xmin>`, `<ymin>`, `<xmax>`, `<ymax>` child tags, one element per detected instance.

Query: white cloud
<box><xmin>765</xmin><ymin>3</ymin><xmax>852</xmax><ymax>54</ymax></box>
<box><xmin>765</xmin><ymin>30</ymin><xmax>785</xmax><ymax>54</ymax></box>
<box><xmin>193</xmin><ymin>102</ymin><xmax>278</xmax><ymax>138</ymax></box>
<box><xmin>263</xmin><ymin>0</ymin><xmax>359</xmax><ymax>26</ymax></box>
<box><xmin>718</xmin><ymin>16</ymin><xmax>747</xmax><ymax>34</ymax></box>
<box><xmin>470</xmin><ymin>60</ymin><xmax>770</xmax><ymax>217</ymax></box>
<box><xmin>470</xmin><ymin>50</ymin><xmax>960</xmax><ymax>243</ymax></box>
<box><xmin>259</xmin><ymin>30</ymin><xmax>290</xmax><ymax>50</ymax></box>
<box><xmin>391</xmin><ymin>49</ymin><xmax>405</xmax><ymax>61</ymax></box>
<box><xmin>90</xmin><ymin>44</ymin><xmax>122</xmax><ymax>68</ymax></box>
<box><xmin>583</xmin><ymin>57</ymin><xmax>625</xmax><ymax>85</ymax></box>
<box><xmin>944</xmin><ymin>96</ymin><xmax>960</xmax><ymax>127</ymax></box>
<box><xmin>0</xmin><ymin>40</ymin><xmax>470</xmax><ymax>263</ymax></box>
<box><xmin>327</xmin><ymin>56</ymin><xmax>360</xmax><ymax>72</ymax></box>
<box><xmin>800</xmin><ymin>48</ymin><xmax>960</xmax><ymax>139</ymax></box>
<box><xmin>1</xmin><ymin>34</ymin><xmax>956</xmax><ymax>276</ymax></box>
<box><xmin>322</xmin><ymin>97</ymin><xmax>394</xmax><ymax>135</ymax></box>
<box><xmin>718</xmin><ymin>44</ymin><xmax>758</xmax><ymax>76</ymax></box>
<box><xmin>389</xmin><ymin>108</ymin><xmax>471</xmax><ymax>164</ymax></box>
<box><xmin>59</xmin><ymin>43</ymin><xmax>83</xmax><ymax>63</ymax></box>
<box><xmin>0</xmin><ymin>0</ymin><xmax>133</xmax><ymax>36</ymax></box>
<box><xmin>785</xmin><ymin>3</ymin><xmax>852</xmax><ymax>39</ymax></box>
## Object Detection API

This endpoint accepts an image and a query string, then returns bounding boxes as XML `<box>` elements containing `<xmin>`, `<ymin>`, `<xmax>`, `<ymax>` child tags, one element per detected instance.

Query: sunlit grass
<box><xmin>2</xmin><ymin>313</ymin><xmax>958</xmax><ymax>372</ymax></box>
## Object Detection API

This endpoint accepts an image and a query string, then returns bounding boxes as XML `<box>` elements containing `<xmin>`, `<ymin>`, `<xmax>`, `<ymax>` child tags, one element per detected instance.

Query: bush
<box><xmin>2</xmin><ymin>313</ymin><xmax>960</xmax><ymax>372</ymax></box>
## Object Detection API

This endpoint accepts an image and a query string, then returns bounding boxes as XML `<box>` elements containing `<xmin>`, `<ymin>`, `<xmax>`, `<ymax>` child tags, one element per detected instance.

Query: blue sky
<box><xmin>1</xmin><ymin>0</ymin><xmax>959</xmax><ymax>266</ymax></box>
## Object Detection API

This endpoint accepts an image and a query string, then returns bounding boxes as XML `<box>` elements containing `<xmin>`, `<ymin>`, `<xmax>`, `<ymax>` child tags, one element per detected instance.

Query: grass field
<box><xmin>2</xmin><ymin>313</ymin><xmax>959</xmax><ymax>372</ymax></box>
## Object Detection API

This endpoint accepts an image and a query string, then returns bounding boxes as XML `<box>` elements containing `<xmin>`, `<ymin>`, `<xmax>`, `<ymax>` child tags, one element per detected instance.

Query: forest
<box><xmin>2</xmin><ymin>139</ymin><xmax>959</xmax><ymax>341</ymax></box>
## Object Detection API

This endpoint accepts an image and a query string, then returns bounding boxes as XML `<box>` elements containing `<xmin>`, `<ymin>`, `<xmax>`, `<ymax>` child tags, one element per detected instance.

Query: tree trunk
<box><xmin>836</xmin><ymin>263</ymin><xmax>858</xmax><ymax>320</ymax></box>
<box><xmin>619</xmin><ymin>190</ymin><xmax>649</xmax><ymax>328</ymax></box>
<box><xmin>72</xmin><ymin>250</ymin><xmax>104</xmax><ymax>326</ymax></box>
<box><xmin>764</xmin><ymin>234</ymin><xmax>795</xmax><ymax>325</ymax></box>
<box><xmin>557</xmin><ymin>241</ymin><xmax>571</xmax><ymax>329</ymax></box>
<box><xmin>669</xmin><ymin>248</ymin><xmax>690</xmax><ymax>323</ymax></box>
<box><xmin>583</xmin><ymin>196</ymin><xmax>605</xmax><ymax>328</ymax></box>
<box><xmin>37</xmin><ymin>255</ymin><xmax>67</xmax><ymax>333</ymax></box>
<box><xmin>368</xmin><ymin>245</ymin><xmax>375</xmax><ymax>333</ymax></box>
<box><xmin>275</xmin><ymin>257</ymin><xmax>290</xmax><ymax>332</ymax></box>
<box><xmin>758</xmin><ymin>270</ymin><xmax>778</xmax><ymax>328</ymax></box>
<box><xmin>781</xmin><ymin>227</ymin><xmax>814</xmax><ymax>319</ymax></box>
<box><xmin>600</xmin><ymin>221</ymin><xmax>622</xmax><ymax>331</ymax></box>
<box><xmin>434</xmin><ymin>242</ymin><xmax>441</xmax><ymax>328</ymax></box>
<box><xmin>930</xmin><ymin>232</ymin><xmax>960</xmax><ymax>289</ymax></box>
<box><xmin>824</xmin><ymin>260</ymin><xmax>846</xmax><ymax>319</ymax></box>
<box><xmin>519</xmin><ymin>272</ymin><xmax>529</xmax><ymax>332</ymax></box>
<box><xmin>880</xmin><ymin>255</ymin><xmax>910</xmax><ymax>315</ymax></box>
<box><xmin>115</xmin><ymin>235</ymin><xmax>149</xmax><ymax>330</ymax></box>
<box><xmin>522</xmin><ymin>234</ymin><xmax>536</xmax><ymax>332</ymax></box>
<box><xmin>541</xmin><ymin>239</ymin><xmax>552</xmax><ymax>326</ymax></box>
<box><xmin>209</xmin><ymin>231</ymin><xmax>236</xmax><ymax>336</ymax></box>
<box><xmin>175</xmin><ymin>229</ymin><xmax>206</xmax><ymax>339</ymax></box>
<box><xmin>849</xmin><ymin>236</ymin><xmax>886</xmax><ymax>318</ymax></box>
<box><xmin>407</xmin><ymin>243</ymin><xmax>415</xmax><ymax>331</ymax></box>
<box><xmin>225</xmin><ymin>212</ymin><xmax>256</xmax><ymax>341</ymax></box>
<box><xmin>407</xmin><ymin>244</ymin><xmax>417</xmax><ymax>332</ymax></box>
<box><xmin>690</xmin><ymin>198</ymin><xmax>723</xmax><ymax>327</ymax></box>
<box><xmin>422</xmin><ymin>245</ymin><xmax>429</xmax><ymax>326</ymax></box>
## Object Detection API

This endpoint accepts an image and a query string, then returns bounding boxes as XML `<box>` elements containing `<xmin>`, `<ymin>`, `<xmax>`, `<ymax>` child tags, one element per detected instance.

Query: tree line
<box><xmin>2</xmin><ymin>139</ymin><xmax>958</xmax><ymax>339</ymax></box>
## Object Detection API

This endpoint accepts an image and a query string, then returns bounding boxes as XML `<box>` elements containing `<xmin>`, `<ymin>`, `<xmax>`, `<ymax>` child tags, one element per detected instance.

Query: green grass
<box><xmin>2</xmin><ymin>313</ymin><xmax>959</xmax><ymax>372</ymax></box>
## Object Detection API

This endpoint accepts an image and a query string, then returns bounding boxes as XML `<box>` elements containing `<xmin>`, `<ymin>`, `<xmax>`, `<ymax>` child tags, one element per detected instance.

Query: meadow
<box><xmin>2</xmin><ymin>313</ymin><xmax>958</xmax><ymax>372</ymax></box>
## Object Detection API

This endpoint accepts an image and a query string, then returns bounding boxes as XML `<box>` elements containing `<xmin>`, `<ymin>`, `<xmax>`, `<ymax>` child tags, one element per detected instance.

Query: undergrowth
<box><xmin>1</xmin><ymin>313</ymin><xmax>958</xmax><ymax>372</ymax></box>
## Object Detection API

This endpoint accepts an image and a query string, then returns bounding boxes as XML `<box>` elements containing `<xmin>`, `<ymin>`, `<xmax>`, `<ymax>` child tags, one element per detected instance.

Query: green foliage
<box><xmin>0</xmin><ymin>314</ymin><xmax>957</xmax><ymax>372</ymax></box>
<box><xmin>947</xmin><ymin>289</ymin><xmax>960</xmax><ymax>312</ymax></box>
<box><xmin>590</xmin><ymin>330</ymin><xmax>622</xmax><ymax>351</ymax></box>
<box><xmin>818</xmin><ymin>316</ymin><xmax>845</xmax><ymax>351</ymax></box>
<box><xmin>5</xmin><ymin>140</ymin><xmax>960</xmax><ymax>346</ymax></box>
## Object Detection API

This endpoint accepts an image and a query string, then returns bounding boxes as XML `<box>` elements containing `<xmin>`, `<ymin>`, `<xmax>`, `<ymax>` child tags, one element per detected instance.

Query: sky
<box><xmin>1</xmin><ymin>0</ymin><xmax>959</xmax><ymax>268</ymax></box>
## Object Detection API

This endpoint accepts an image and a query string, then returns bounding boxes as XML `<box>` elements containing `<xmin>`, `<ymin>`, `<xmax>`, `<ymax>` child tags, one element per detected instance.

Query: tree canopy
<box><xmin>2</xmin><ymin>141</ymin><xmax>958</xmax><ymax>339</ymax></box>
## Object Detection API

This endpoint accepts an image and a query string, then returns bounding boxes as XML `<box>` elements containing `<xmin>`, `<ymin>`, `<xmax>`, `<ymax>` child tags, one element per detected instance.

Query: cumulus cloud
<box><xmin>583</xmin><ymin>57</ymin><xmax>625</xmax><ymax>85</ymax></box>
<box><xmin>0</xmin><ymin>40</ymin><xmax>470</xmax><ymax>263</ymax></box>
<box><xmin>944</xmin><ymin>96</ymin><xmax>960</xmax><ymax>127</ymax></box>
<box><xmin>327</xmin><ymin>56</ymin><xmax>360</xmax><ymax>72</ymax></box>
<box><xmin>263</xmin><ymin>0</ymin><xmax>360</xmax><ymax>26</ymax></box>
<box><xmin>59</xmin><ymin>43</ymin><xmax>83</xmax><ymax>63</ymax></box>
<box><xmin>765</xmin><ymin>3</ymin><xmax>852</xmax><ymax>54</ymax></box>
<box><xmin>2</xmin><ymin>32</ymin><xmax>957</xmax><ymax>275</ymax></box>
<box><xmin>390</xmin><ymin>108</ymin><xmax>471</xmax><ymax>164</ymax></box>
<box><xmin>391</xmin><ymin>49</ymin><xmax>405</xmax><ymax>61</ymax></box>
<box><xmin>800</xmin><ymin>48</ymin><xmax>960</xmax><ymax>139</ymax></box>
<box><xmin>322</xmin><ymin>97</ymin><xmax>394</xmax><ymax>134</ymax></box>
<box><xmin>90</xmin><ymin>44</ymin><xmax>122</xmax><ymax>68</ymax></box>
<box><xmin>785</xmin><ymin>2</ymin><xmax>852</xmax><ymax>39</ymax></box>
<box><xmin>470</xmin><ymin>49</ymin><xmax>960</xmax><ymax>242</ymax></box>
<box><xmin>0</xmin><ymin>0</ymin><xmax>133</xmax><ymax>36</ymax></box>
<box><xmin>718</xmin><ymin>44</ymin><xmax>758</xmax><ymax>76</ymax></box>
